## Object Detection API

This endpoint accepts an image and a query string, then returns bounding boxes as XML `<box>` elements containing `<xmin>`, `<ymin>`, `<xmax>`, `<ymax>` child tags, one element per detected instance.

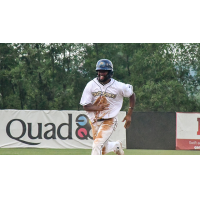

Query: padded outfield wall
<box><xmin>1</xmin><ymin>110</ymin><xmax>199</xmax><ymax>150</ymax></box>
<box><xmin>126</xmin><ymin>112</ymin><xmax>176</xmax><ymax>150</ymax></box>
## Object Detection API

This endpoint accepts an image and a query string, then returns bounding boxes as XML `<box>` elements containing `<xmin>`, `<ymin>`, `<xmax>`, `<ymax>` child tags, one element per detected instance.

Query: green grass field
<box><xmin>0</xmin><ymin>148</ymin><xmax>200</xmax><ymax>155</ymax></box>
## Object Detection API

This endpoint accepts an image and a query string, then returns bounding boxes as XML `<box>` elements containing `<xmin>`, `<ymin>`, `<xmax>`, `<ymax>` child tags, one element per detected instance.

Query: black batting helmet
<box><xmin>96</xmin><ymin>59</ymin><xmax>114</xmax><ymax>82</ymax></box>
<box><xmin>96</xmin><ymin>59</ymin><xmax>113</xmax><ymax>71</ymax></box>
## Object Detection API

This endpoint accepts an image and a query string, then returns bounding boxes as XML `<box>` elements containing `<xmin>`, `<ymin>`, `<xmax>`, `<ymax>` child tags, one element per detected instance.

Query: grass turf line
<box><xmin>0</xmin><ymin>148</ymin><xmax>200</xmax><ymax>155</ymax></box>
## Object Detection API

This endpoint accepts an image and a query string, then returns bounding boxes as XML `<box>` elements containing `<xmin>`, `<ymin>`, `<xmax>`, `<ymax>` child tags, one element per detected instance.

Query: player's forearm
<box><xmin>83</xmin><ymin>104</ymin><xmax>101</xmax><ymax>111</ymax></box>
<box><xmin>127</xmin><ymin>92</ymin><xmax>136</xmax><ymax>116</ymax></box>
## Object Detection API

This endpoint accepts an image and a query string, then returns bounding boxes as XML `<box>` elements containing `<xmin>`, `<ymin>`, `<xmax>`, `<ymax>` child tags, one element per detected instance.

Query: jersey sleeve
<box><xmin>122</xmin><ymin>83</ymin><xmax>133</xmax><ymax>97</ymax></box>
<box><xmin>80</xmin><ymin>82</ymin><xmax>93</xmax><ymax>106</ymax></box>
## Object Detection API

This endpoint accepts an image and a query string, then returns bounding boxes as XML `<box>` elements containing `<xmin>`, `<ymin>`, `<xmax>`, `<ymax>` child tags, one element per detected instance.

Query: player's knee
<box><xmin>92</xmin><ymin>139</ymin><xmax>103</xmax><ymax>150</ymax></box>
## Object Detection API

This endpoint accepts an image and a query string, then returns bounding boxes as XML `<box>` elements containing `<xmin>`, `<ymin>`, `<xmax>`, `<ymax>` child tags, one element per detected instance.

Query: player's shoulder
<box><xmin>112</xmin><ymin>79</ymin><xmax>133</xmax><ymax>91</ymax></box>
<box><xmin>86</xmin><ymin>78</ymin><xmax>96</xmax><ymax>85</ymax></box>
<box><xmin>85</xmin><ymin>78</ymin><xmax>101</xmax><ymax>88</ymax></box>
<box><xmin>112</xmin><ymin>79</ymin><xmax>127</xmax><ymax>86</ymax></box>
<box><xmin>116</xmin><ymin>79</ymin><xmax>132</xmax><ymax>85</ymax></box>
<box><xmin>91</xmin><ymin>78</ymin><xmax>101</xmax><ymax>86</ymax></box>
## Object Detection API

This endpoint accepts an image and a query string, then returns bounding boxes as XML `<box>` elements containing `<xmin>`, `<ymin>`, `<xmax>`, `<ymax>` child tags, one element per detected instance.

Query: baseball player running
<box><xmin>80</xmin><ymin>59</ymin><xmax>136</xmax><ymax>155</ymax></box>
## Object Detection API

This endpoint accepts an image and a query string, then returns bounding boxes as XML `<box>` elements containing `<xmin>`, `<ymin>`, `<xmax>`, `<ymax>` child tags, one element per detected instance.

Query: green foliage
<box><xmin>0</xmin><ymin>43</ymin><xmax>200</xmax><ymax>112</ymax></box>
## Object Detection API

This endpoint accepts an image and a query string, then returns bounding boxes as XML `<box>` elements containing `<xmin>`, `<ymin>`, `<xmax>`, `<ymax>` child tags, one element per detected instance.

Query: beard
<box><xmin>97</xmin><ymin>70</ymin><xmax>112</xmax><ymax>83</ymax></box>
<box><xmin>98</xmin><ymin>75</ymin><xmax>107</xmax><ymax>82</ymax></box>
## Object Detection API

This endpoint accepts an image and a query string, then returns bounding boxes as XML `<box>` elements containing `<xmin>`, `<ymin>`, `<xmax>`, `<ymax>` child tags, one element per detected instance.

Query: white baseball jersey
<box><xmin>80</xmin><ymin>78</ymin><xmax>133</xmax><ymax>123</ymax></box>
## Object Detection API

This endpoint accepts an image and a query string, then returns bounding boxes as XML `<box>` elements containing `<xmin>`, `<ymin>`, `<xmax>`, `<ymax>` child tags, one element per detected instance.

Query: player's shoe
<box><xmin>115</xmin><ymin>140</ymin><xmax>124</xmax><ymax>155</ymax></box>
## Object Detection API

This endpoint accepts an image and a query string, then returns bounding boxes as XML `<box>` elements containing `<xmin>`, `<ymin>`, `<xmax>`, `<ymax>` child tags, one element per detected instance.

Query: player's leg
<box><xmin>101</xmin><ymin>118</ymin><xmax>124</xmax><ymax>155</ymax></box>
<box><xmin>102</xmin><ymin>140</ymin><xmax>124</xmax><ymax>155</ymax></box>
<box><xmin>90</xmin><ymin>121</ymin><xmax>102</xmax><ymax>155</ymax></box>
<box><xmin>92</xmin><ymin>118</ymin><xmax>117</xmax><ymax>155</ymax></box>
<box><xmin>90</xmin><ymin>121</ymin><xmax>99</xmax><ymax>140</ymax></box>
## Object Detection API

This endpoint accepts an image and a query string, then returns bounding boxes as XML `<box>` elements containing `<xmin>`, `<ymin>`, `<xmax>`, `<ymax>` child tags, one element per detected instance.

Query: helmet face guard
<box><xmin>96</xmin><ymin>59</ymin><xmax>113</xmax><ymax>82</ymax></box>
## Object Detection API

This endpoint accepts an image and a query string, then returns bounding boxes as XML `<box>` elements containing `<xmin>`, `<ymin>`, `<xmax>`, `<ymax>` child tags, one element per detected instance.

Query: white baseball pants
<box><xmin>90</xmin><ymin>117</ymin><xmax>120</xmax><ymax>155</ymax></box>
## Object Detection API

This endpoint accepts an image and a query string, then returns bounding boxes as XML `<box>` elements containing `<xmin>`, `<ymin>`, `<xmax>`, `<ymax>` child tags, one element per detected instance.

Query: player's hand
<box><xmin>122</xmin><ymin>115</ymin><xmax>131</xmax><ymax>129</ymax></box>
<box><xmin>98</xmin><ymin>104</ymin><xmax>109</xmax><ymax>111</ymax></box>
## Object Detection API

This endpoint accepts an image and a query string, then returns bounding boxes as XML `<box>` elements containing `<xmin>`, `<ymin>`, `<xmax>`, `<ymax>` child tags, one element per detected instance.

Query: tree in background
<box><xmin>0</xmin><ymin>43</ymin><xmax>19</xmax><ymax>109</ymax></box>
<box><xmin>0</xmin><ymin>43</ymin><xmax>200</xmax><ymax>112</ymax></box>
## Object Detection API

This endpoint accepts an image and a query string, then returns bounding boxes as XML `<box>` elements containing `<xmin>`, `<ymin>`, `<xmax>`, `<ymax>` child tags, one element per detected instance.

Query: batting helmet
<box><xmin>96</xmin><ymin>59</ymin><xmax>114</xmax><ymax>82</ymax></box>
<box><xmin>96</xmin><ymin>59</ymin><xmax>113</xmax><ymax>71</ymax></box>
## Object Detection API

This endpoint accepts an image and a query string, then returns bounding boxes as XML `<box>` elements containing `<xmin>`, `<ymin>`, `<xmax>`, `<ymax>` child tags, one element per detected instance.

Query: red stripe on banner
<box><xmin>176</xmin><ymin>139</ymin><xmax>200</xmax><ymax>150</ymax></box>
<box><xmin>176</xmin><ymin>112</ymin><xmax>178</xmax><ymax>140</ymax></box>
<box><xmin>197</xmin><ymin>118</ymin><xmax>200</xmax><ymax>135</ymax></box>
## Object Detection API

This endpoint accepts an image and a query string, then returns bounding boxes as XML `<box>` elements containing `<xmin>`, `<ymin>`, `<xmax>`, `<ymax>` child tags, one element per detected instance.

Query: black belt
<box><xmin>97</xmin><ymin>118</ymin><xmax>110</xmax><ymax>122</ymax></box>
